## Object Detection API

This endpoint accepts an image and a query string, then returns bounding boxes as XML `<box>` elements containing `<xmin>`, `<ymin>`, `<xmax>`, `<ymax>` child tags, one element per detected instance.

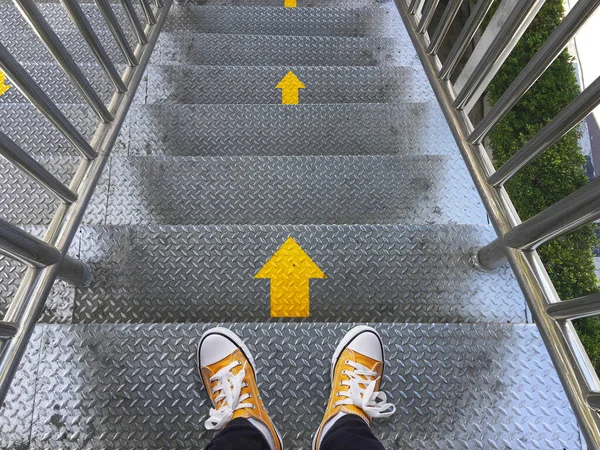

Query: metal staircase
<box><xmin>0</xmin><ymin>0</ymin><xmax>594</xmax><ymax>448</ymax></box>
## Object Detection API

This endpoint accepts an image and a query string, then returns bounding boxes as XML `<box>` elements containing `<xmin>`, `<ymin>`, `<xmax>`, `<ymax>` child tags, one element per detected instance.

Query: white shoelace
<box><xmin>205</xmin><ymin>360</ymin><xmax>254</xmax><ymax>430</ymax></box>
<box><xmin>334</xmin><ymin>360</ymin><xmax>396</xmax><ymax>419</ymax></box>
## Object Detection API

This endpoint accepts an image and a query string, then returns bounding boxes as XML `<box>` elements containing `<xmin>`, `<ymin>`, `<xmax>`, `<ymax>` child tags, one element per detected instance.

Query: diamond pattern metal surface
<box><xmin>0</xmin><ymin>104</ymin><xmax>125</xmax><ymax>158</ymax></box>
<box><xmin>152</xmin><ymin>32</ymin><xmax>417</xmax><ymax>67</ymax></box>
<box><xmin>0</xmin><ymin>326</ymin><xmax>42</xmax><ymax>450</ymax></box>
<box><xmin>0</xmin><ymin>3</ymin><xmax>135</xmax><ymax>38</ymax></box>
<box><xmin>104</xmin><ymin>155</ymin><xmax>485</xmax><ymax>225</ymax></box>
<box><xmin>145</xmin><ymin>65</ymin><xmax>433</xmax><ymax>104</ymax></box>
<box><xmin>0</xmin><ymin>156</ymin><xmax>108</xmax><ymax>226</ymax></box>
<box><xmin>163</xmin><ymin>4</ymin><xmax>407</xmax><ymax>38</ymax></box>
<box><xmin>190</xmin><ymin>0</ymin><xmax>393</xmax><ymax>5</ymax></box>
<box><xmin>0</xmin><ymin>2</ymin><xmax>578</xmax><ymax>448</ymax></box>
<box><xmin>0</xmin><ymin>63</ymin><xmax>129</xmax><ymax>106</ymax></box>
<box><xmin>120</xmin><ymin>103</ymin><xmax>457</xmax><ymax>157</ymax></box>
<box><xmin>22</xmin><ymin>323</ymin><xmax>580</xmax><ymax>449</ymax></box>
<box><xmin>2</xmin><ymin>29</ymin><xmax>126</xmax><ymax>67</ymax></box>
<box><xmin>72</xmin><ymin>224</ymin><xmax>525</xmax><ymax>324</ymax></box>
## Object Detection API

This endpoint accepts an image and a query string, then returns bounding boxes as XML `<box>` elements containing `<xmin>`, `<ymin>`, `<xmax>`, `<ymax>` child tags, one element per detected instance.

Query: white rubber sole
<box><xmin>197</xmin><ymin>327</ymin><xmax>284</xmax><ymax>450</ymax></box>
<box><xmin>312</xmin><ymin>325</ymin><xmax>384</xmax><ymax>450</ymax></box>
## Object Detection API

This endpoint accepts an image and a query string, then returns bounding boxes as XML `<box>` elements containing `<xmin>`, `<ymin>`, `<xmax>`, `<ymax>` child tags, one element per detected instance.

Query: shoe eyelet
<box><xmin>341</xmin><ymin>370</ymin><xmax>346</xmax><ymax>375</ymax></box>
<box><xmin>345</xmin><ymin>359</ymin><xmax>350</xmax><ymax>364</ymax></box>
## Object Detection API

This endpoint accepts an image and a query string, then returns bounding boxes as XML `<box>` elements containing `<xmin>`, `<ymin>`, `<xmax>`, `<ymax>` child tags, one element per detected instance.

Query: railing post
<box><xmin>473</xmin><ymin>237</ymin><xmax>507</xmax><ymax>271</ymax></box>
<box><xmin>57</xmin><ymin>255</ymin><xmax>93</xmax><ymax>287</ymax></box>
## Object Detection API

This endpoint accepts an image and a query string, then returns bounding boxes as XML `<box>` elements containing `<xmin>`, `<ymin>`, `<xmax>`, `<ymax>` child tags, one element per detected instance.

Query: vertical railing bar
<box><xmin>439</xmin><ymin>0</ymin><xmax>495</xmax><ymax>80</ymax></box>
<box><xmin>418</xmin><ymin>0</ymin><xmax>440</xmax><ymax>33</ymax></box>
<box><xmin>139</xmin><ymin>0</ymin><xmax>157</xmax><ymax>25</ymax></box>
<box><xmin>469</xmin><ymin>0</ymin><xmax>600</xmax><ymax>144</ymax></box>
<box><xmin>409</xmin><ymin>0</ymin><xmax>422</xmax><ymax>15</ymax></box>
<box><xmin>0</xmin><ymin>131</ymin><xmax>78</xmax><ymax>203</ymax></box>
<box><xmin>121</xmin><ymin>0</ymin><xmax>148</xmax><ymax>45</ymax></box>
<box><xmin>589</xmin><ymin>393</ymin><xmax>600</xmax><ymax>410</ymax></box>
<box><xmin>0</xmin><ymin>43</ymin><xmax>98</xmax><ymax>159</ymax></box>
<box><xmin>427</xmin><ymin>0</ymin><xmax>463</xmax><ymax>55</ymax></box>
<box><xmin>0</xmin><ymin>323</ymin><xmax>18</xmax><ymax>340</ymax></box>
<box><xmin>546</xmin><ymin>293</ymin><xmax>600</xmax><ymax>320</ymax></box>
<box><xmin>154</xmin><ymin>0</ymin><xmax>164</xmax><ymax>8</ymax></box>
<box><xmin>59</xmin><ymin>0</ymin><xmax>128</xmax><ymax>94</ymax></box>
<box><xmin>94</xmin><ymin>0</ymin><xmax>139</xmax><ymax>66</ymax></box>
<box><xmin>12</xmin><ymin>0</ymin><xmax>113</xmax><ymax>123</ymax></box>
<box><xmin>0</xmin><ymin>218</ymin><xmax>62</xmax><ymax>268</ymax></box>
<box><xmin>473</xmin><ymin>237</ymin><xmax>506</xmax><ymax>271</ymax></box>
<box><xmin>488</xmin><ymin>75</ymin><xmax>600</xmax><ymax>187</ymax></box>
<box><xmin>452</xmin><ymin>0</ymin><xmax>544</xmax><ymax>111</ymax></box>
<box><xmin>503</xmin><ymin>176</ymin><xmax>600</xmax><ymax>251</ymax></box>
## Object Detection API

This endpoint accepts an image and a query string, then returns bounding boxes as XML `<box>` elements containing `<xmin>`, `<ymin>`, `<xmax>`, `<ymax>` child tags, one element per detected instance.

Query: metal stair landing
<box><xmin>0</xmin><ymin>0</ymin><xmax>584</xmax><ymax>449</ymax></box>
<box><xmin>0</xmin><ymin>324</ymin><xmax>582</xmax><ymax>449</ymax></box>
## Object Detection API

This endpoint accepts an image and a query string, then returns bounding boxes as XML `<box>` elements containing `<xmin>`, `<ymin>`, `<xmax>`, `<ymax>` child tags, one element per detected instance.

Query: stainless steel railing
<box><xmin>394</xmin><ymin>0</ymin><xmax>600</xmax><ymax>447</ymax></box>
<box><xmin>0</xmin><ymin>0</ymin><xmax>172</xmax><ymax>405</ymax></box>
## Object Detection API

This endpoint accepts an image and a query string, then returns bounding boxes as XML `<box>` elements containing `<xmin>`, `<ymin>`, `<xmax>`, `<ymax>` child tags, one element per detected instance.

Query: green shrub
<box><xmin>485</xmin><ymin>0</ymin><xmax>600</xmax><ymax>370</ymax></box>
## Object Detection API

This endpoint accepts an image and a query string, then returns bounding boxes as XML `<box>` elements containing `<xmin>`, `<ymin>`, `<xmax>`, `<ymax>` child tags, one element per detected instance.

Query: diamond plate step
<box><xmin>190</xmin><ymin>0</ymin><xmax>394</xmax><ymax>6</ymax></box>
<box><xmin>145</xmin><ymin>65</ymin><xmax>433</xmax><ymax>104</ymax></box>
<box><xmin>3</xmin><ymin>28</ymin><xmax>127</xmax><ymax>66</ymax></box>
<box><xmin>152</xmin><ymin>32</ymin><xmax>417</xmax><ymax>67</ymax></box>
<box><xmin>163</xmin><ymin>4</ymin><xmax>406</xmax><ymax>38</ymax></box>
<box><xmin>0</xmin><ymin>148</ymin><xmax>473</xmax><ymax>228</ymax></box>
<box><xmin>0</xmin><ymin>155</ymin><xmax>107</xmax><ymax>227</ymax></box>
<box><xmin>0</xmin><ymin>63</ymin><xmax>124</xmax><ymax>106</ymax></box>
<box><xmin>120</xmin><ymin>103</ymin><xmax>457</xmax><ymax>157</ymax></box>
<box><xmin>47</xmin><ymin>224</ymin><xmax>522</xmax><ymax>324</ymax></box>
<box><xmin>0</xmin><ymin>104</ymin><xmax>123</xmax><ymax>158</ymax></box>
<box><xmin>102</xmin><ymin>154</ymin><xmax>485</xmax><ymax>225</ymax></box>
<box><xmin>0</xmin><ymin>2</ymin><xmax>138</xmax><ymax>37</ymax></box>
<box><xmin>0</xmin><ymin>224</ymin><xmax>525</xmax><ymax>325</ymax></box>
<box><xmin>0</xmin><ymin>102</ymin><xmax>453</xmax><ymax>158</ymax></box>
<box><xmin>0</xmin><ymin>323</ymin><xmax>581</xmax><ymax>449</ymax></box>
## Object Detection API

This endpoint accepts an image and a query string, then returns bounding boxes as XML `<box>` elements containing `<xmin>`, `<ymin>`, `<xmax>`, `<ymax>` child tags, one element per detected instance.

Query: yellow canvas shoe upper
<box><xmin>198</xmin><ymin>328</ymin><xmax>283</xmax><ymax>450</ymax></box>
<box><xmin>313</xmin><ymin>326</ymin><xmax>395</xmax><ymax>450</ymax></box>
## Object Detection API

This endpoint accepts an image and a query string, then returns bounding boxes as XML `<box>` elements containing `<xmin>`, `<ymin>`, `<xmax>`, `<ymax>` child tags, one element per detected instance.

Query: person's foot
<box><xmin>312</xmin><ymin>326</ymin><xmax>395</xmax><ymax>450</ymax></box>
<box><xmin>198</xmin><ymin>327</ymin><xmax>283</xmax><ymax>450</ymax></box>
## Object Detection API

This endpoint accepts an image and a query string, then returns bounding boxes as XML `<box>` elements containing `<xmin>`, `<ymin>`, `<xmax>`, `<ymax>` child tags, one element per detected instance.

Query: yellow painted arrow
<box><xmin>276</xmin><ymin>71</ymin><xmax>305</xmax><ymax>105</ymax></box>
<box><xmin>0</xmin><ymin>70</ymin><xmax>11</xmax><ymax>97</ymax></box>
<box><xmin>255</xmin><ymin>237</ymin><xmax>326</xmax><ymax>318</ymax></box>
<box><xmin>284</xmin><ymin>0</ymin><xmax>296</xmax><ymax>7</ymax></box>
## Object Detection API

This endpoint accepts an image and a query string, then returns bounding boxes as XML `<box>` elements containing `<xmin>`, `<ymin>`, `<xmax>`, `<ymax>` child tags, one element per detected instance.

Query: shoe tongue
<box><xmin>341</xmin><ymin>350</ymin><xmax>382</xmax><ymax>424</ymax></box>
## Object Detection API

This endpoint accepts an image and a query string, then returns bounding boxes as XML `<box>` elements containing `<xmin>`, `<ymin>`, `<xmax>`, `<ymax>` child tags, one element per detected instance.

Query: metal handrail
<box><xmin>0</xmin><ymin>0</ymin><xmax>172</xmax><ymax>406</ymax></box>
<box><xmin>394</xmin><ymin>0</ymin><xmax>600</xmax><ymax>447</ymax></box>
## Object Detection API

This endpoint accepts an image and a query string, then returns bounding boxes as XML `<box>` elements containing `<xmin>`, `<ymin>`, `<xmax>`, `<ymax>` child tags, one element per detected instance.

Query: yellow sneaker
<box><xmin>197</xmin><ymin>327</ymin><xmax>283</xmax><ymax>450</ymax></box>
<box><xmin>313</xmin><ymin>326</ymin><xmax>395</xmax><ymax>450</ymax></box>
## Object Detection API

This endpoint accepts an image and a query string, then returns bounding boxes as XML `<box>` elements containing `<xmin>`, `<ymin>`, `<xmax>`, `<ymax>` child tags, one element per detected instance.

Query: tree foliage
<box><xmin>485</xmin><ymin>0</ymin><xmax>600</xmax><ymax>370</ymax></box>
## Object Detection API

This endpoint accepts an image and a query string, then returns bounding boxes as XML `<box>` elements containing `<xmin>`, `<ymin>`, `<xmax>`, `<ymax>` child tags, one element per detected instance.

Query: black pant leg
<box><xmin>205</xmin><ymin>418</ymin><xmax>271</xmax><ymax>450</ymax></box>
<box><xmin>320</xmin><ymin>414</ymin><xmax>385</xmax><ymax>450</ymax></box>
